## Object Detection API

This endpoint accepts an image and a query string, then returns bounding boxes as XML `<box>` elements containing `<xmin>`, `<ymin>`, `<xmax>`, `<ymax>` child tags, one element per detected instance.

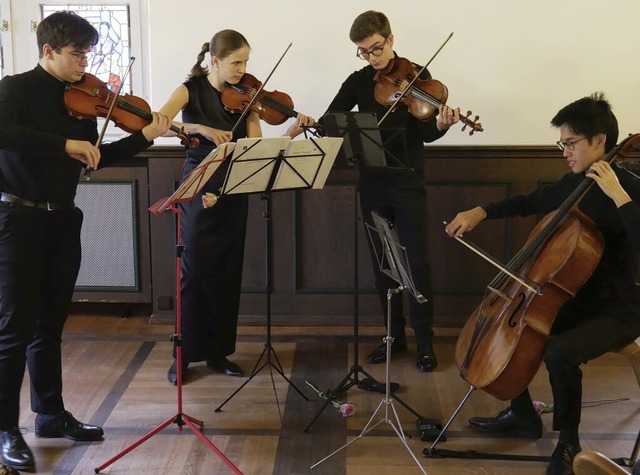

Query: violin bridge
<box><xmin>487</xmin><ymin>286</ymin><xmax>512</xmax><ymax>303</ymax></box>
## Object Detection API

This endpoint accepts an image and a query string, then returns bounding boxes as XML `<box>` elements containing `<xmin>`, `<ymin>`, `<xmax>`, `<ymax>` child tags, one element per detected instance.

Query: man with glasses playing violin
<box><xmin>0</xmin><ymin>11</ymin><xmax>170</xmax><ymax>471</ymax></box>
<box><xmin>446</xmin><ymin>92</ymin><xmax>640</xmax><ymax>475</ymax></box>
<box><xmin>320</xmin><ymin>10</ymin><xmax>460</xmax><ymax>373</ymax></box>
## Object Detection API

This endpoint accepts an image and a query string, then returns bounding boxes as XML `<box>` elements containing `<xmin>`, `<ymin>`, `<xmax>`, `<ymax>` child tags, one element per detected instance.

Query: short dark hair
<box><xmin>551</xmin><ymin>92</ymin><xmax>619</xmax><ymax>153</ymax></box>
<box><xmin>349</xmin><ymin>10</ymin><xmax>391</xmax><ymax>43</ymax></box>
<box><xmin>36</xmin><ymin>11</ymin><xmax>99</xmax><ymax>58</ymax></box>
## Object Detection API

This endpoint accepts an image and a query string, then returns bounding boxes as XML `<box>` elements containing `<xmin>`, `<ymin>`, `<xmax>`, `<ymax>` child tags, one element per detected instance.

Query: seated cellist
<box><xmin>446</xmin><ymin>92</ymin><xmax>640</xmax><ymax>475</ymax></box>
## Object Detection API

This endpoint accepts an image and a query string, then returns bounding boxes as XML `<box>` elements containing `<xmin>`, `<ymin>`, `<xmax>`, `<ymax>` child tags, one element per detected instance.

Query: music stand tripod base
<box><xmin>97</xmin><ymin>168</ymin><xmax>244</xmax><ymax>474</ymax></box>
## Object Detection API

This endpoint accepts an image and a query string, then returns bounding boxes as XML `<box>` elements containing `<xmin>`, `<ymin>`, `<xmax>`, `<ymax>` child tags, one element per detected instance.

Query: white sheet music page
<box><xmin>222</xmin><ymin>137</ymin><xmax>290</xmax><ymax>194</ymax></box>
<box><xmin>272</xmin><ymin>137</ymin><xmax>343</xmax><ymax>190</ymax></box>
<box><xmin>149</xmin><ymin>142</ymin><xmax>234</xmax><ymax>214</ymax></box>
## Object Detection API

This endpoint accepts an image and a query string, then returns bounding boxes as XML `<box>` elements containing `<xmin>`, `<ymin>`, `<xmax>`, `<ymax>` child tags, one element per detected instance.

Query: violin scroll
<box><xmin>461</xmin><ymin>111</ymin><xmax>483</xmax><ymax>136</ymax></box>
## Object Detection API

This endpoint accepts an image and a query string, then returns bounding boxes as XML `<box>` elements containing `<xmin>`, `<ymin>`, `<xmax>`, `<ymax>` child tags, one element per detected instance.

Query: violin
<box><xmin>221</xmin><ymin>73</ymin><xmax>306</xmax><ymax>126</ymax></box>
<box><xmin>374</xmin><ymin>56</ymin><xmax>483</xmax><ymax>135</ymax></box>
<box><xmin>64</xmin><ymin>73</ymin><xmax>199</xmax><ymax>148</ymax></box>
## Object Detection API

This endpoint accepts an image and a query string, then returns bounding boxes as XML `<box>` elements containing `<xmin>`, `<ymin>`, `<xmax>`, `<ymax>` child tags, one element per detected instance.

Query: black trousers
<box><xmin>0</xmin><ymin>204</ymin><xmax>82</xmax><ymax>429</ymax></box>
<box><xmin>511</xmin><ymin>296</ymin><xmax>640</xmax><ymax>432</ymax></box>
<box><xmin>176</xmin><ymin>158</ymin><xmax>249</xmax><ymax>363</ymax></box>
<box><xmin>358</xmin><ymin>169</ymin><xmax>434</xmax><ymax>347</ymax></box>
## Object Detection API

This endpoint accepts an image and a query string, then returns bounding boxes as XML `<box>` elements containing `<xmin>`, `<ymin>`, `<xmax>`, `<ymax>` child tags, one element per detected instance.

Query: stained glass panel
<box><xmin>41</xmin><ymin>4</ymin><xmax>131</xmax><ymax>92</ymax></box>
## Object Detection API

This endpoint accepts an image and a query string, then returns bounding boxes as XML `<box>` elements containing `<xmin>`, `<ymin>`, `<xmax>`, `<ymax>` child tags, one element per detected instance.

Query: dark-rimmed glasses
<box><xmin>556</xmin><ymin>137</ymin><xmax>587</xmax><ymax>151</ymax></box>
<box><xmin>356</xmin><ymin>37</ymin><xmax>388</xmax><ymax>61</ymax></box>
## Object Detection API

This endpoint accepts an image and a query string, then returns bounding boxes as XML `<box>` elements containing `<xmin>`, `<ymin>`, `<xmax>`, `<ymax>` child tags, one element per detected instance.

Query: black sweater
<box><xmin>322</xmin><ymin>54</ymin><xmax>445</xmax><ymax>174</ymax></box>
<box><xmin>0</xmin><ymin>65</ymin><xmax>152</xmax><ymax>203</ymax></box>
<box><xmin>482</xmin><ymin>165</ymin><xmax>640</xmax><ymax>305</ymax></box>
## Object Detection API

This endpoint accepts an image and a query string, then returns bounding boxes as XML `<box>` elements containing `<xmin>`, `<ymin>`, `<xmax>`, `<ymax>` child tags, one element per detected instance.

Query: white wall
<box><xmin>145</xmin><ymin>0</ymin><xmax>639</xmax><ymax>146</ymax></box>
<box><xmin>5</xmin><ymin>0</ymin><xmax>639</xmax><ymax>146</ymax></box>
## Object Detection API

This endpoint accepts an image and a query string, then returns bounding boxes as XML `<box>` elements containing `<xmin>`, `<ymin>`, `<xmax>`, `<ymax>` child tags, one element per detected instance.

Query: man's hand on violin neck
<box><xmin>65</xmin><ymin>139</ymin><xmax>100</xmax><ymax>170</ymax></box>
<box><xmin>436</xmin><ymin>105</ymin><xmax>461</xmax><ymax>132</ymax></box>
<box><xmin>141</xmin><ymin>112</ymin><xmax>172</xmax><ymax>142</ymax></box>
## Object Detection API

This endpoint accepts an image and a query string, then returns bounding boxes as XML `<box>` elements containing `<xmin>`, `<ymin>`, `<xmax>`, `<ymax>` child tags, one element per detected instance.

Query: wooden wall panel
<box><xmin>135</xmin><ymin>146</ymin><xmax>599</xmax><ymax>326</ymax></box>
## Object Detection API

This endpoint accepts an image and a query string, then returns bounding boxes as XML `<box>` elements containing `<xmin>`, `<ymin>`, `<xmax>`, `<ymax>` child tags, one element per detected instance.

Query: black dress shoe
<box><xmin>35</xmin><ymin>411</ymin><xmax>103</xmax><ymax>441</ymax></box>
<box><xmin>366</xmin><ymin>338</ymin><xmax>408</xmax><ymax>364</ymax></box>
<box><xmin>469</xmin><ymin>407</ymin><xmax>542</xmax><ymax>439</ymax></box>
<box><xmin>416</xmin><ymin>344</ymin><xmax>438</xmax><ymax>372</ymax></box>
<box><xmin>546</xmin><ymin>442</ymin><xmax>581</xmax><ymax>475</ymax></box>
<box><xmin>167</xmin><ymin>360</ymin><xmax>189</xmax><ymax>386</ymax></box>
<box><xmin>0</xmin><ymin>427</ymin><xmax>33</xmax><ymax>470</ymax></box>
<box><xmin>207</xmin><ymin>358</ymin><xmax>243</xmax><ymax>376</ymax></box>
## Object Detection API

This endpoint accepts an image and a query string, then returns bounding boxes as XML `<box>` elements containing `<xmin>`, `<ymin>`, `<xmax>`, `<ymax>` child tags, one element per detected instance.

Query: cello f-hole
<box><xmin>508</xmin><ymin>292</ymin><xmax>527</xmax><ymax>328</ymax></box>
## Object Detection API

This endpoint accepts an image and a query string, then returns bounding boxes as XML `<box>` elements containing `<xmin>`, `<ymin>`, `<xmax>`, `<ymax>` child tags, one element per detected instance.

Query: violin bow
<box><xmin>229</xmin><ymin>42</ymin><xmax>293</xmax><ymax>135</ymax></box>
<box><xmin>378</xmin><ymin>32</ymin><xmax>453</xmax><ymax>127</ymax></box>
<box><xmin>443</xmin><ymin>221</ymin><xmax>541</xmax><ymax>295</ymax></box>
<box><xmin>84</xmin><ymin>56</ymin><xmax>135</xmax><ymax>180</ymax></box>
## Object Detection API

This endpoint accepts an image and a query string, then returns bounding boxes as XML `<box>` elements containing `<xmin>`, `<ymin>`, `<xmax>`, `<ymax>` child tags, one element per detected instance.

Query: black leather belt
<box><xmin>0</xmin><ymin>192</ymin><xmax>74</xmax><ymax>211</ymax></box>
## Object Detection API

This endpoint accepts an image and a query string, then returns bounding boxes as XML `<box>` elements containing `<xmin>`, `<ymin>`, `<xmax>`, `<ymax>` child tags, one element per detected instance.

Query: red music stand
<box><xmin>95</xmin><ymin>142</ymin><xmax>244</xmax><ymax>474</ymax></box>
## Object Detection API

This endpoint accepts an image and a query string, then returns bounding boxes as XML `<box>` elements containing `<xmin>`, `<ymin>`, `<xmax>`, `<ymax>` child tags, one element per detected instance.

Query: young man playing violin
<box><xmin>446</xmin><ymin>93</ymin><xmax>640</xmax><ymax>475</ymax></box>
<box><xmin>0</xmin><ymin>11</ymin><xmax>170</xmax><ymax>471</ymax></box>
<box><xmin>320</xmin><ymin>10</ymin><xmax>460</xmax><ymax>372</ymax></box>
<box><xmin>158</xmin><ymin>29</ymin><xmax>313</xmax><ymax>386</ymax></box>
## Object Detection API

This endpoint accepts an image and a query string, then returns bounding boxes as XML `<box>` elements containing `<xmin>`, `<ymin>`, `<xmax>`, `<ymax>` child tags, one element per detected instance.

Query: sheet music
<box><xmin>221</xmin><ymin>137</ymin><xmax>290</xmax><ymax>195</ymax></box>
<box><xmin>149</xmin><ymin>142</ymin><xmax>234</xmax><ymax>214</ymax></box>
<box><xmin>272</xmin><ymin>137</ymin><xmax>343</xmax><ymax>190</ymax></box>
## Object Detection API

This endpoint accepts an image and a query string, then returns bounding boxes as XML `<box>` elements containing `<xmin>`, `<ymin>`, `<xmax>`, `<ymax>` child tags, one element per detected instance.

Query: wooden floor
<box><xmin>16</xmin><ymin>305</ymin><xmax>640</xmax><ymax>474</ymax></box>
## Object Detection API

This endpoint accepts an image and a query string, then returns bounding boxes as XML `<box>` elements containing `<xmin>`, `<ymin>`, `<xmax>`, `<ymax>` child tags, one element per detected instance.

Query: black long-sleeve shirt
<box><xmin>482</xmin><ymin>165</ymin><xmax>640</xmax><ymax>305</ymax></box>
<box><xmin>322</xmin><ymin>53</ymin><xmax>446</xmax><ymax>174</ymax></box>
<box><xmin>0</xmin><ymin>64</ymin><xmax>152</xmax><ymax>203</ymax></box>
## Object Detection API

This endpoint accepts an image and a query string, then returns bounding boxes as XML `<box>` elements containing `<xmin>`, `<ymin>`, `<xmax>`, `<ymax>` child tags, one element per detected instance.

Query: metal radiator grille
<box><xmin>75</xmin><ymin>181</ymin><xmax>138</xmax><ymax>291</ymax></box>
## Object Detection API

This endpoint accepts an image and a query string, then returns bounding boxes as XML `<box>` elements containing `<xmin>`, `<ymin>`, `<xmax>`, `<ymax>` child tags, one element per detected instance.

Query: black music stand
<box><xmin>95</xmin><ymin>143</ymin><xmax>244</xmax><ymax>474</ymax></box>
<box><xmin>311</xmin><ymin>211</ymin><xmax>429</xmax><ymax>473</ymax></box>
<box><xmin>214</xmin><ymin>135</ymin><xmax>342</xmax><ymax>423</ymax></box>
<box><xmin>305</xmin><ymin>112</ymin><xmax>418</xmax><ymax>433</ymax></box>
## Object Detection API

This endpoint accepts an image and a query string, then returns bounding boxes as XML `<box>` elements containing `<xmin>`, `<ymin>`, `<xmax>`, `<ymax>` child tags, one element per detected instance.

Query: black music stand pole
<box><xmin>95</xmin><ymin>144</ymin><xmax>243</xmax><ymax>474</ymax></box>
<box><xmin>214</xmin><ymin>185</ymin><xmax>308</xmax><ymax>421</ymax></box>
<box><xmin>214</xmin><ymin>136</ymin><xmax>341</xmax><ymax>420</ymax></box>
<box><xmin>304</xmin><ymin>112</ymin><xmax>417</xmax><ymax>433</ymax></box>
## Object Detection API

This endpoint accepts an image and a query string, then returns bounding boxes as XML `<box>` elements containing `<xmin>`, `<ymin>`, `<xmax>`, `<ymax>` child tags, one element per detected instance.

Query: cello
<box><xmin>454</xmin><ymin>133</ymin><xmax>640</xmax><ymax>402</ymax></box>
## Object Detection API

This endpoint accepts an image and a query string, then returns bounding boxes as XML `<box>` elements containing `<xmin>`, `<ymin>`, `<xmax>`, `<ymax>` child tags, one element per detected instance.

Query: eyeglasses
<box><xmin>57</xmin><ymin>48</ymin><xmax>91</xmax><ymax>64</ymax></box>
<box><xmin>356</xmin><ymin>38</ymin><xmax>388</xmax><ymax>61</ymax></box>
<box><xmin>556</xmin><ymin>137</ymin><xmax>587</xmax><ymax>151</ymax></box>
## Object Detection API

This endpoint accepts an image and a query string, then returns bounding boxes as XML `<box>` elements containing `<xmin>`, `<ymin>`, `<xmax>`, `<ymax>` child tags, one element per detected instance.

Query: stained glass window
<box><xmin>41</xmin><ymin>4</ymin><xmax>131</xmax><ymax>92</ymax></box>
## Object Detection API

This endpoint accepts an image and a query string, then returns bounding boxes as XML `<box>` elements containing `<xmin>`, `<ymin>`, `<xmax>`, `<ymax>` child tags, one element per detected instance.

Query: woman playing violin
<box><xmin>446</xmin><ymin>93</ymin><xmax>640</xmax><ymax>475</ymax></box>
<box><xmin>0</xmin><ymin>11</ymin><xmax>171</xmax><ymax>471</ymax></box>
<box><xmin>319</xmin><ymin>10</ymin><xmax>460</xmax><ymax>373</ymax></box>
<box><xmin>158</xmin><ymin>29</ymin><xmax>313</xmax><ymax>385</ymax></box>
